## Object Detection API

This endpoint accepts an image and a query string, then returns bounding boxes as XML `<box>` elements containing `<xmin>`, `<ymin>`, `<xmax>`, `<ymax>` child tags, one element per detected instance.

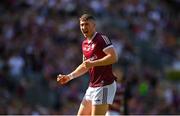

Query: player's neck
<box><xmin>87</xmin><ymin>32</ymin><xmax>97</xmax><ymax>40</ymax></box>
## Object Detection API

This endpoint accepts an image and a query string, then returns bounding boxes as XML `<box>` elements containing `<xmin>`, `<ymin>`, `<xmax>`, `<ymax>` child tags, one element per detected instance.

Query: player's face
<box><xmin>80</xmin><ymin>20</ymin><xmax>95</xmax><ymax>38</ymax></box>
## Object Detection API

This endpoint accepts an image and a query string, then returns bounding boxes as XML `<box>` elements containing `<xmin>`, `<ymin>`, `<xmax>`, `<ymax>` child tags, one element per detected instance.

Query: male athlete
<box><xmin>57</xmin><ymin>14</ymin><xmax>118</xmax><ymax>115</ymax></box>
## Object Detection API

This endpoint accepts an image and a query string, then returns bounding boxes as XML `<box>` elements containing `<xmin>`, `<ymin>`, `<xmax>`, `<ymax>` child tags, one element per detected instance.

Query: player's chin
<box><xmin>83</xmin><ymin>33</ymin><xmax>88</xmax><ymax>37</ymax></box>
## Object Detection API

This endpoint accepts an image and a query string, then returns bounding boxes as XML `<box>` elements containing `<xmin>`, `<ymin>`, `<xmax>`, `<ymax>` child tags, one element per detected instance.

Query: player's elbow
<box><xmin>111</xmin><ymin>54</ymin><xmax>118</xmax><ymax>64</ymax></box>
<box><xmin>114</xmin><ymin>55</ymin><xmax>118</xmax><ymax>63</ymax></box>
<box><xmin>113</xmin><ymin>52</ymin><xmax>118</xmax><ymax>63</ymax></box>
<box><xmin>112</xmin><ymin>49</ymin><xmax>118</xmax><ymax>63</ymax></box>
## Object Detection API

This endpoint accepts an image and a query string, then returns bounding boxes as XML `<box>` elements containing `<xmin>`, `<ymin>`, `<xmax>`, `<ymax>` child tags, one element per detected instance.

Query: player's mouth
<box><xmin>83</xmin><ymin>30</ymin><xmax>88</xmax><ymax>35</ymax></box>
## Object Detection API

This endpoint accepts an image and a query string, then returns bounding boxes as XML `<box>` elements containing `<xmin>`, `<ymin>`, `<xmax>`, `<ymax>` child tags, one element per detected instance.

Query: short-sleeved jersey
<box><xmin>82</xmin><ymin>32</ymin><xmax>116</xmax><ymax>87</ymax></box>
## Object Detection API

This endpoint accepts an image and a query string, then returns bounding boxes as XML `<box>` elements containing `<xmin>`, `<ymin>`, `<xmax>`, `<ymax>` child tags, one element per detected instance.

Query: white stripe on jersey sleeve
<box><xmin>103</xmin><ymin>45</ymin><xmax>114</xmax><ymax>52</ymax></box>
<box><xmin>102</xmin><ymin>35</ymin><xmax>111</xmax><ymax>45</ymax></box>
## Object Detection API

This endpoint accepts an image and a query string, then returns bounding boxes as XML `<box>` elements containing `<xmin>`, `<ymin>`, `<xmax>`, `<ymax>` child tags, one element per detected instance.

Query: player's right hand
<box><xmin>57</xmin><ymin>74</ymin><xmax>70</xmax><ymax>85</ymax></box>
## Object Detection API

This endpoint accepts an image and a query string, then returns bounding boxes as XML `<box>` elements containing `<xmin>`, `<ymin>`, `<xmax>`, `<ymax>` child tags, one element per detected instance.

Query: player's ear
<box><xmin>92</xmin><ymin>21</ymin><xmax>96</xmax><ymax>28</ymax></box>
<box><xmin>94</xmin><ymin>22</ymin><xmax>96</xmax><ymax>27</ymax></box>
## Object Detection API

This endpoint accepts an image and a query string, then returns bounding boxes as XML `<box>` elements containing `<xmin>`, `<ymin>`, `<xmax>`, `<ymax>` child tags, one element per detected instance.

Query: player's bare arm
<box><xmin>57</xmin><ymin>62</ymin><xmax>89</xmax><ymax>85</ymax></box>
<box><xmin>83</xmin><ymin>47</ymin><xmax>118</xmax><ymax>68</ymax></box>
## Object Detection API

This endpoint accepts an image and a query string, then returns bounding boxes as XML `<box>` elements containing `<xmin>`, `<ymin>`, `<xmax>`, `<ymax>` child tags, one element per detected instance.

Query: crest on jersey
<box><xmin>83</xmin><ymin>44</ymin><xmax>96</xmax><ymax>51</ymax></box>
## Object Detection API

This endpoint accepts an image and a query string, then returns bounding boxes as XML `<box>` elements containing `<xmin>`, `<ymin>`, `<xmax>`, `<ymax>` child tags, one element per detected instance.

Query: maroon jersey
<box><xmin>82</xmin><ymin>32</ymin><xmax>116</xmax><ymax>87</ymax></box>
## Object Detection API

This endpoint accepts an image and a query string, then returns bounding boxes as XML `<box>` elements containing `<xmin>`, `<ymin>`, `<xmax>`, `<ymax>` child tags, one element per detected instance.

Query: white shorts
<box><xmin>106</xmin><ymin>110</ymin><xmax>121</xmax><ymax>116</ymax></box>
<box><xmin>83</xmin><ymin>81</ymin><xmax>117</xmax><ymax>105</ymax></box>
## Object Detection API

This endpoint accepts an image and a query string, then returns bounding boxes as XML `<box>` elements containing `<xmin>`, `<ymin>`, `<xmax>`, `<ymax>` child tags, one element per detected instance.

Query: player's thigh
<box><xmin>92</xmin><ymin>104</ymin><xmax>109</xmax><ymax>115</ymax></box>
<box><xmin>77</xmin><ymin>99</ymin><xmax>92</xmax><ymax>116</ymax></box>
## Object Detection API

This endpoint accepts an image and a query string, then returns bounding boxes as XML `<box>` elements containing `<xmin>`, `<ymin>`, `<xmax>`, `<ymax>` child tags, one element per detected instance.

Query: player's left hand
<box><xmin>83</xmin><ymin>60</ymin><xmax>95</xmax><ymax>68</ymax></box>
<box><xmin>57</xmin><ymin>74</ymin><xmax>70</xmax><ymax>85</ymax></box>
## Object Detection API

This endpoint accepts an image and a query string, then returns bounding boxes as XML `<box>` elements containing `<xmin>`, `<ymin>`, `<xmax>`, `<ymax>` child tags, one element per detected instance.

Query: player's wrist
<box><xmin>90</xmin><ymin>60</ymin><xmax>97</xmax><ymax>67</ymax></box>
<box><xmin>68</xmin><ymin>73</ymin><xmax>75</xmax><ymax>80</ymax></box>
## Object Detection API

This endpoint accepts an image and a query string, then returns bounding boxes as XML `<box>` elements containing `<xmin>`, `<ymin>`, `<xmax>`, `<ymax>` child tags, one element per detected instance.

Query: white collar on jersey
<box><xmin>87</xmin><ymin>32</ymin><xmax>97</xmax><ymax>43</ymax></box>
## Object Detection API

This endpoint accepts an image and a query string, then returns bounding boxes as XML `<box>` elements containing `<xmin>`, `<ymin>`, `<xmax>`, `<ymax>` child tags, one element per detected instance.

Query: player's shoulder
<box><xmin>96</xmin><ymin>32</ymin><xmax>111</xmax><ymax>45</ymax></box>
<box><xmin>95</xmin><ymin>32</ymin><xmax>109</xmax><ymax>41</ymax></box>
<box><xmin>96</xmin><ymin>32</ymin><xmax>108</xmax><ymax>38</ymax></box>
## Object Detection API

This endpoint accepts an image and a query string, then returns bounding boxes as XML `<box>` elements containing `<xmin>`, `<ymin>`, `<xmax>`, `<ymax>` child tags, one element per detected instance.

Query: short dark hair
<box><xmin>79</xmin><ymin>14</ymin><xmax>95</xmax><ymax>21</ymax></box>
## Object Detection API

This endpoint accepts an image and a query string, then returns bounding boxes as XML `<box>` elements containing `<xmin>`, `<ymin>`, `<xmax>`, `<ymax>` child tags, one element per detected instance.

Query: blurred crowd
<box><xmin>0</xmin><ymin>0</ymin><xmax>179</xmax><ymax>115</ymax></box>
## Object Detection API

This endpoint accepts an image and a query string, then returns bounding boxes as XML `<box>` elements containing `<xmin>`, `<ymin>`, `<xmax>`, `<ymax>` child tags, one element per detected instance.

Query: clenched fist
<box><xmin>57</xmin><ymin>74</ymin><xmax>70</xmax><ymax>85</ymax></box>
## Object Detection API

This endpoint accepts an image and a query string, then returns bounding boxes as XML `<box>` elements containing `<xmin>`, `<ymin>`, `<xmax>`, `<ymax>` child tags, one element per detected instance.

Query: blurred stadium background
<box><xmin>0</xmin><ymin>0</ymin><xmax>179</xmax><ymax>115</ymax></box>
